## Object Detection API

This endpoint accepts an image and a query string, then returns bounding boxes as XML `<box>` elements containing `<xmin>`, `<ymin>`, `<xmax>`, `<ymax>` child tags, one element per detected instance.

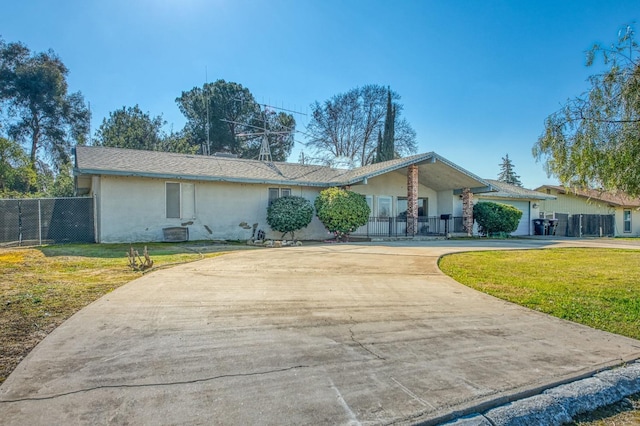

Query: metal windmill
<box><xmin>222</xmin><ymin>101</ymin><xmax>305</xmax><ymax>163</ymax></box>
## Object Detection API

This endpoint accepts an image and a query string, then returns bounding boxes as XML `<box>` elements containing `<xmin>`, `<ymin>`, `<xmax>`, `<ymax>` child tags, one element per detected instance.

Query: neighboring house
<box><xmin>536</xmin><ymin>185</ymin><xmax>640</xmax><ymax>237</ymax></box>
<box><xmin>472</xmin><ymin>179</ymin><xmax>556</xmax><ymax>236</ymax></box>
<box><xmin>74</xmin><ymin>146</ymin><xmax>493</xmax><ymax>243</ymax></box>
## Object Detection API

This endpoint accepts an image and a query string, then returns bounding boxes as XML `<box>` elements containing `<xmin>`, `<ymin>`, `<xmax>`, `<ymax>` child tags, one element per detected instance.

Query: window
<box><xmin>396</xmin><ymin>197</ymin><xmax>429</xmax><ymax>218</ymax></box>
<box><xmin>377</xmin><ymin>196</ymin><xmax>392</xmax><ymax>218</ymax></box>
<box><xmin>365</xmin><ymin>195</ymin><xmax>373</xmax><ymax>217</ymax></box>
<box><xmin>623</xmin><ymin>209</ymin><xmax>632</xmax><ymax>233</ymax></box>
<box><xmin>166</xmin><ymin>182</ymin><xmax>195</xmax><ymax>219</ymax></box>
<box><xmin>268</xmin><ymin>188</ymin><xmax>291</xmax><ymax>205</ymax></box>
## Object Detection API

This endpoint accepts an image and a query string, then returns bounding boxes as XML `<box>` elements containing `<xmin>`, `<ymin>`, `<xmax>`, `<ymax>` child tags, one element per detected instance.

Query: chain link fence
<box><xmin>0</xmin><ymin>197</ymin><xmax>95</xmax><ymax>246</ymax></box>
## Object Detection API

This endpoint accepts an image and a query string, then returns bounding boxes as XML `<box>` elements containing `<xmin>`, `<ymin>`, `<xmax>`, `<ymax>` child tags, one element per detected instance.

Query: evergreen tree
<box><xmin>375</xmin><ymin>89</ymin><xmax>396</xmax><ymax>163</ymax></box>
<box><xmin>497</xmin><ymin>154</ymin><xmax>522</xmax><ymax>186</ymax></box>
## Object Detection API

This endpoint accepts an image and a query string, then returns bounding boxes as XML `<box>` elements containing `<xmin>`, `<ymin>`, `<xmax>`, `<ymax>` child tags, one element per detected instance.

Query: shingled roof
<box><xmin>481</xmin><ymin>179</ymin><xmax>556</xmax><ymax>200</ymax></box>
<box><xmin>74</xmin><ymin>146</ymin><xmax>492</xmax><ymax>191</ymax></box>
<box><xmin>536</xmin><ymin>185</ymin><xmax>640</xmax><ymax>207</ymax></box>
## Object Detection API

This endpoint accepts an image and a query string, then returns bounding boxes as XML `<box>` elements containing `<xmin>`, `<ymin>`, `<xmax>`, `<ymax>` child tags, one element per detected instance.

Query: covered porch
<box><xmin>343</xmin><ymin>153</ymin><xmax>493</xmax><ymax>238</ymax></box>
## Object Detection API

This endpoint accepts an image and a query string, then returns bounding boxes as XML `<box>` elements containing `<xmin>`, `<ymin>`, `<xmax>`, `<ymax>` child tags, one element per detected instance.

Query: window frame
<box><xmin>377</xmin><ymin>196</ymin><xmax>392</xmax><ymax>219</ymax></box>
<box><xmin>268</xmin><ymin>187</ymin><xmax>292</xmax><ymax>206</ymax></box>
<box><xmin>623</xmin><ymin>209</ymin><xmax>632</xmax><ymax>233</ymax></box>
<box><xmin>166</xmin><ymin>182</ymin><xmax>181</xmax><ymax>219</ymax></box>
<box><xmin>166</xmin><ymin>182</ymin><xmax>195</xmax><ymax>219</ymax></box>
<box><xmin>365</xmin><ymin>195</ymin><xmax>373</xmax><ymax>218</ymax></box>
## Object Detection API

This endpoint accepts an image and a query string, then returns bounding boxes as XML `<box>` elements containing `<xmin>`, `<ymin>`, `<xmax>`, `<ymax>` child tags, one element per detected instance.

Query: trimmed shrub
<box><xmin>314</xmin><ymin>187</ymin><xmax>370</xmax><ymax>241</ymax></box>
<box><xmin>266</xmin><ymin>196</ymin><xmax>314</xmax><ymax>239</ymax></box>
<box><xmin>473</xmin><ymin>201</ymin><xmax>522</xmax><ymax>237</ymax></box>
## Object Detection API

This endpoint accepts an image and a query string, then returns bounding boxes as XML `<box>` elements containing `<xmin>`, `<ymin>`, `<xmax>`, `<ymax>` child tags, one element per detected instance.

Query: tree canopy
<box><xmin>0</xmin><ymin>37</ymin><xmax>89</xmax><ymax>172</ymax></box>
<box><xmin>497</xmin><ymin>154</ymin><xmax>522</xmax><ymax>186</ymax></box>
<box><xmin>533</xmin><ymin>25</ymin><xmax>640</xmax><ymax>196</ymax></box>
<box><xmin>93</xmin><ymin>105</ymin><xmax>196</xmax><ymax>154</ymax></box>
<box><xmin>0</xmin><ymin>136</ymin><xmax>37</xmax><ymax>195</ymax></box>
<box><xmin>305</xmin><ymin>84</ymin><xmax>416</xmax><ymax>166</ymax></box>
<box><xmin>176</xmin><ymin>79</ymin><xmax>295</xmax><ymax>161</ymax></box>
<box><xmin>94</xmin><ymin>105</ymin><xmax>165</xmax><ymax>151</ymax></box>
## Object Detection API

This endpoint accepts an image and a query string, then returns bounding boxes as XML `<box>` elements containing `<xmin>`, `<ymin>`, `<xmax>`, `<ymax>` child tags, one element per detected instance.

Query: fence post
<box><xmin>38</xmin><ymin>199</ymin><xmax>42</xmax><ymax>246</ymax></box>
<box><xmin>93</xmin><ymin>194</ymin><xmax>99</xmax><ymax>243</ymax></box>
<box><xmin>579</xmin><ymin>214</ymin><xmax>583</xmax><ymax>238</ymax></box>
<box><xmin>18</xmin><ymin>200</ymin><xmax>22</xmax><ymax>246</ymax></box>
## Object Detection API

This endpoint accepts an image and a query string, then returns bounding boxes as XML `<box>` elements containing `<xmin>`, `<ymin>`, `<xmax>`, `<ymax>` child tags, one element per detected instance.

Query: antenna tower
<box><xmin>224</xmin><ymin>100</ymin><xmax>306</xmax><ymax>163</ymax></box>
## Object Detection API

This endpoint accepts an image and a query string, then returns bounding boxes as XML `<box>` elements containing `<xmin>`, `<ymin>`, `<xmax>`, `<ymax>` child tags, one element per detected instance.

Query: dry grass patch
<box><xmin>0</xmin><ymin>242</ymin><xmax>235</xmax><ymax>384</ymax></box>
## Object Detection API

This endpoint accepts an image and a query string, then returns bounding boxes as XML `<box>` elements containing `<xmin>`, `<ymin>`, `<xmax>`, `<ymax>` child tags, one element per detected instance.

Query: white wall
<box><xmin>351</xmin><ymin>171</ymin><xmax>438</xmax><ymax>216</ymax></box>
<box><xmin>541</xmin><ymin>190</ymin><xmax>640</xmax><ymax>236</ymax></box>
<box><xmin>94</xmin><ymin>170</ymin><xmax>459</xmax><ymax>243</ymax></box>
<box><xmin>96</xmin><ymin>175</ymin><xmax>327</xmax><ymax>243</ymax></box>
<box><xmin>615</xmin><ymin>208</ymin><xmax>640</xmax><ymax>237</ymax></box>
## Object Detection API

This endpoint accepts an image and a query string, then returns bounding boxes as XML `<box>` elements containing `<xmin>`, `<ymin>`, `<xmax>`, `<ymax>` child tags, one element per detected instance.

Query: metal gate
<box><xmin>0</xmin><ymin>197</ymin><xmax>95</xmax><ymax>246</ymax></box>
<box><xmin>568</xmin><ymin>214</ymin><xmax>615</xmax><ymax>237</ymax></box>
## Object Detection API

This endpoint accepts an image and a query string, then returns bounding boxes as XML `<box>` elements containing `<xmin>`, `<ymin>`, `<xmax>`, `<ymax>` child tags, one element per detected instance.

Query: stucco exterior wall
<box><xmin>615</xmin><ymin>208</ymin><xmax>640</xmax><ymax>236</ymax></box>
<box><xmin>350</xmin><ymin>170</ymin><xmax>438</xmax><ymax>217</ymax></box>
<box><xmin>437</xmin><ymin>190</ymin><xmax>455</xmax><ymax>216</ymax></box>
<box><xmin>92</xmin><ymin>168</ymin><xmax>471</xmax><ymax>243</ymax></box>
<box><xmin>96</xmin><ymin>175</ymin><xmax>327</xmax><ymax>243</ymax></box>
<box><xmin>539</xmin><ymin>189</ymin><xmax>640</xmax><ymax>236</ymax></box>
<box><xmin>540</xmin><ymin>189</ymin><xmax>616</xmax><ymax>216</ymax></box>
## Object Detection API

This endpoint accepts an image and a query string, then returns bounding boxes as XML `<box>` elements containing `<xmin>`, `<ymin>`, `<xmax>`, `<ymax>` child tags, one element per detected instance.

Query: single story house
<box><xmin>74</xmin><ymin>146</ymin><xmax>496</xmax><ymax>243</ymax></box>
<box><xmin>473</xmin><ymin>179</ymin><xmax>556</xmax><ymax>236</ymax></box>
<box><xmin>536</xmin><ymin>185</ymin><xmax>640</xmax><ymax>237</ymax></box>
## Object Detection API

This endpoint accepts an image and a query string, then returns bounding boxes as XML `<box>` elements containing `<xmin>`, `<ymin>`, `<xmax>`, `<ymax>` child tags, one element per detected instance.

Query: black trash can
<box><xmin>548</xmin><ymin>219</ymin><xmax>558</xmax><ymax>236</ymax></box>
<box><xmin>533</xmin><ymin>219</ymin><xmax>546</xmax><ymax>235</ymax></box>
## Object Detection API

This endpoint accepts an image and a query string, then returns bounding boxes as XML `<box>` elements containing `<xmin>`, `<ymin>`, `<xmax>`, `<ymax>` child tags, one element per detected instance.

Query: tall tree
<box><xmin>0</xmin><ymin>136</ymin><xmax>37</xmax><ymax>195</ymax></box>
<box><xmin>0</xmin><ymin>37</ymin><xmax>90</xmax><ymax>172</ymax></box>
<box><xmin>375</xmin><ymin>88</ymin><xmax>396</xmax><ymax>163</ymax></box>
<box><xmin>176</xmin><ymin>79</ymin><xmax>295</xmax><ymax>161</ymax></box>
<box><xmin>94</xmin><ymin>105</ymin><xmax>164</xmax><ymax>150</ymax></box>
<box><xmin>533</xmin><ymin>25</ymin><xmax>640</xmax><ymax>195</ymax></box>
<box><xmin>497</xmin><ymin>154</ymin><xmax>522</xmax><ymax>186</ymax></box>
<box><xmin>306</xmin><ymin>84</ymin><xmax>416</xmax><ymax>166</ymax></box>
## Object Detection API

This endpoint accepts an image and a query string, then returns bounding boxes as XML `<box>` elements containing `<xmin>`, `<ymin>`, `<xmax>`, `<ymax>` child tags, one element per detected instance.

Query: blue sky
<box><xmin>1</xmin><ymin>0</ymin><xmax>636</xmax><ymax>188</ymax></box>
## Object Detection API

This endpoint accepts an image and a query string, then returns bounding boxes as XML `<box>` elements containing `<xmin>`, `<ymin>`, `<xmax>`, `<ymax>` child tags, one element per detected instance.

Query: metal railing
<box><xmin>352</xmin><ymin>216</ymin><xmax>465</xmax><ymax>237</ymax></box>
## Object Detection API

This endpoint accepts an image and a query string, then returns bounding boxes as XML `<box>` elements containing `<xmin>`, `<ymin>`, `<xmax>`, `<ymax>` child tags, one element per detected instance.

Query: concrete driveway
<box><xmin>1</xmin><ymin>239</ymin><xmax>640</xmax><ymax>425</ymax></box>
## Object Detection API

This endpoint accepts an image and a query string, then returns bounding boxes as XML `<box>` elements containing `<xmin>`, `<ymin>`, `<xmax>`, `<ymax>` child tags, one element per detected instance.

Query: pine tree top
<box><xmin>497</xmin><ymin>154</ymin><xmax>523</xmax><ymax>187</ymax></box>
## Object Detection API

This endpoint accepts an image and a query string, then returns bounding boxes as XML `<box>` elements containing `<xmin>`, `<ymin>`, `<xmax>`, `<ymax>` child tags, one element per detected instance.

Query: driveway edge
<box><xmin>438</xmin><ymin>360</ymin><xmax>640</xmax><ymax>426</ymax></box>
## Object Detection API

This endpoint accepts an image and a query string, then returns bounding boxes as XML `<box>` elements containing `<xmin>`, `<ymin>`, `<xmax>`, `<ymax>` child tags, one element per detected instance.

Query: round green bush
<box><xmin>473</xmin><ymin>201</ymin><xmax>523</xmax><ymax>237</ymax></box>
<box><xmin>266</xmin><ymin>195</ymin><xmax>314</xmax><ymax>239</ymax></box>
<box><xmin>314</xmin><ymin>187</ymin><xmax>370</xmax><ymax>240</ymax></box>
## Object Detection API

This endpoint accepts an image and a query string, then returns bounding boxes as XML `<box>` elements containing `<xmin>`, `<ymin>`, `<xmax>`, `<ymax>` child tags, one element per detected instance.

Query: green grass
<box><xmin>438</xmin><ymin>248</ymin><xmax>640</xmax><ymax>340</ymax></box>
<box><xmin>0</xmin><ymin>242</ymin><xmax>238</xmax><ymax>384</ymax></box>
<box><xmin>439</xmin><ymin>247</ymin><xmax>640</xmax><ymax>424</ymax></box>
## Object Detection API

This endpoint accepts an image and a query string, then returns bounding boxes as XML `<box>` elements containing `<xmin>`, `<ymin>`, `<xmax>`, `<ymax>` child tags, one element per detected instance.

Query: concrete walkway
<box><xmin>1</xmin><ymin>239</ymin><xmax>640</xmax><ymax>425</ymax></box>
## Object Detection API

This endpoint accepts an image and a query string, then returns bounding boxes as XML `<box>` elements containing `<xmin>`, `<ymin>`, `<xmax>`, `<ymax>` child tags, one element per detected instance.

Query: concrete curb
<box><xmin>442</xmin><ymin>361</ymin><xmax>640</xmax><ymax>425</ymax></box>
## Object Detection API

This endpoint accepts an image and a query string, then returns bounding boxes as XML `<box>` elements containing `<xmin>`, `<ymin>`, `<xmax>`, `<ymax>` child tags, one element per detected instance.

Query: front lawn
<box><xmin>0</xmin><ymin>242</ymin><xmax>238</xmax><ymax>385</ymax></box>
<box><xmin>438</xmin><ymin>248</ymin><xmax>640</xmax><ymax>340</ymax></box>
<box><xmin>439</xmin><ymin>247</ymin><xmax>640</xmax><ymax>425</ymax></box>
